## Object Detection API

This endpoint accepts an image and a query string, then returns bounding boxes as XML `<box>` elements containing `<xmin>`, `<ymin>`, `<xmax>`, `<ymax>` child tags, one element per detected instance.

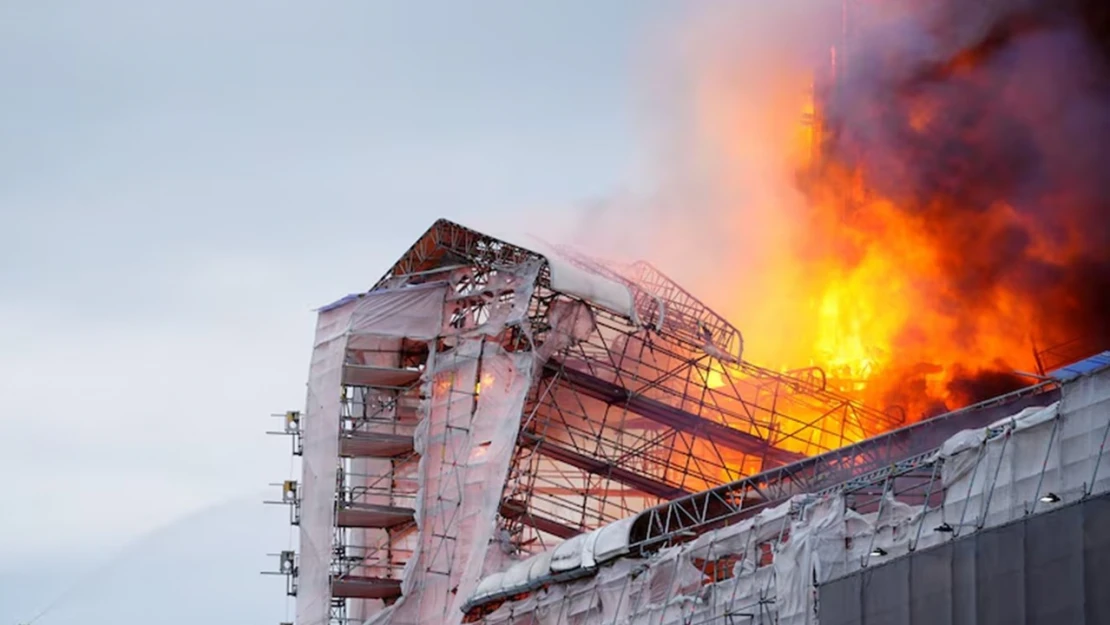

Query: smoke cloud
<box><xmin>561</xmin><ymin>1</ymin><xmax>848</xmax><ymax>367</ymax></box>
<box><xmin>817</xmin><ymin>0</ymin><xmax>1110</xmax><ymax>402</ymax></box>
<box><xmin>555</xmin><ymin>1</ymin><xmax>1110</xmax><ymax>416</ymax></box>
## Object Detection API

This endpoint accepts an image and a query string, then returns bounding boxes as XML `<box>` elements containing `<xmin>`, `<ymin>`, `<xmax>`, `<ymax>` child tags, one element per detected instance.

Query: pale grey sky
<box><xmin>0</xmin><ymin>2</ymin><xmax>680</xmax><ymax>622</ymax></box>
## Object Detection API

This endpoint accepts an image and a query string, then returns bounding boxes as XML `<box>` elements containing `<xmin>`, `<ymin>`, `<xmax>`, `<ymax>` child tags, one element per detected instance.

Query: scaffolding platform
<box><xmin>286</xmin><ymin>219</ymin><xmax>919</xmax><ymax>625</ymax></box>
<box><xmin>339</xmin><ymin>432</ymin><xmax>415</xmax><ymax>458</ymax></box>
<box><xmin>337</xmin><ymin>503</ymin><xmax>416</xmax><ymax>529</ymax></box>
<box><xmin>331</xmin><ymin>576</ymin><xmax>403</xmax><ymax>600</ymax></box>
<box><xmin>341</xmin><ymin>365</ymin><xmax>423</xmax><ymax>388</ymax></box>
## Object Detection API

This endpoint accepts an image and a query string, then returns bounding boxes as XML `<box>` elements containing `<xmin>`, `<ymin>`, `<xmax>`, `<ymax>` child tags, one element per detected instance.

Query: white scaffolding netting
<box><xmin>373</xmin><ymin>339</ymin><xmax>533</xmax><ymax>625</ymax></box>
<box><xmin>299</xmin><ymin>300</ymin><xmax>361</xmax><ymax>625</ymax></box>
<box><xmin>347</xmin><ymin>281</ymin><xmax>447</xmax><ymax>342</ymax></box>
<box><xmin>493</xmin><ymin>231</ymin><xmax>636</xmax><ymax>321</ymax></box>
<box><xmin>298</xmin><ymin>257</ymin><xmax>564</xmax><ymax>625</ymax></box>
<box><xmin>295</xmin><ymin>226</ymin><xmax>1110</xmax><ymax>625</ymax></box>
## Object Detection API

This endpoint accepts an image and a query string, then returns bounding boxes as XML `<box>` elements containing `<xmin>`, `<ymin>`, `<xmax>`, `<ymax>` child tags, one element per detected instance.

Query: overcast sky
<box><xmin>0</xmin><ymin>2</ymin><xmax>678</xmax><ymax>622</ymax></box>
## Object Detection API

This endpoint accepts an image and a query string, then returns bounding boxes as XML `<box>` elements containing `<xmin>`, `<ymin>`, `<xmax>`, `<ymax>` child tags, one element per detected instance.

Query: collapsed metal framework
<box><xmin>271</xmin><ymin>219</ymin><xmax>915</xmax><ymax>623</ymax></box>
<box><xmin>683</xmin><ymin>369</ymin><xmax>1110</xmax><ymax>625</ymax></box>
<box><xmin>372</xmin><ymin>220</ymin><xmax>901</xmax><ymax>556</ymax></box>
<box><xmin>627</xmin><ymin>380</ymin><xmax>1061</xmax><ymax>553</ymax></box>
<box><xmin>461</xmin><ymin>361</ymin><xmax>1110</xmax><ymax>622</ymax></box>
<box><xmin>269</xmin><ymin>222</ymin><xmax>1106</xmax><ymax>624</ymax></box>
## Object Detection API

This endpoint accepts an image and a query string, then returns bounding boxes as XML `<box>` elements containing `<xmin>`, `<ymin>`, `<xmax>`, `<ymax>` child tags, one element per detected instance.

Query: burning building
<box><xmin>779</xmin><ymin>0</ymin><xmax>1110</xmax><ymax>418</ymax></box>
<box><xmin>268</xmin><ymin>1</ymin><xmax>1110</xmax><ymax>623</ymax></box>
<box><xmin>270</xmin><ymin>219</ymin><xmax>903</xmax><ymax>625</ymax></box>
<box><xmin>270</xmin><ymin>220</ymin><xmax>1109</xmax><ymax>625</ymax></box>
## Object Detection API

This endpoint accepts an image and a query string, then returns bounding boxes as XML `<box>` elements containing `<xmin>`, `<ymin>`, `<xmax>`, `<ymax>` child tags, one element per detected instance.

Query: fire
<box><xmin>665</xmin><ymin>1</ymin><xmax>1110</xmax><ymax>424</ymax></box>
<box><xmin>770</xmin><ymin>112</ymin><xmax>1043</xmax><ymax>416</ymax></box>
<box><xmin>475</xmin><ymin>372</ymin><xmax>495</xmax><ymax>396</ymax></box>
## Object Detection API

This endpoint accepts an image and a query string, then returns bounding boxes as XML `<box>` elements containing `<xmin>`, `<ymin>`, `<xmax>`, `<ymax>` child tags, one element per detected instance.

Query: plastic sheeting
<box><xmin>348</xmin><ymin>282</ymin><xmax>447</xmax><ymax>341</ymax></box>
<box><xmin>546</xmin><ymin>256</ymin><xmax>635</xmax><ymax>322</ymax></box>
<box><xmin>368</xmin><ymin>339</ymin><xmax>535</xmax><ymax>625</ymax></box>
<box><xmin>298</xmin><ymin>299</ymin><xmax>361</xmax><ymax>625</ymax></box>
<box><xmin>536</xmin><ymin>299</ymin><xmax>596</xmax><ymax>361</ymax></box>
<box><xmin>495</xmin><ymin>231</ymin><xmax>637</xmax><ymax>321</ymax></box>
<box><xmin>295</xmin><ymin>239</ymin><xmax>668</xmax><ymax>625</ymax></box>
<box><xmin>301</xmin><ymin>284</ymin><xmax>449</xmax><ymax>625</ymax></box>
<box><xmin>352</xmin><ymin>262</ymin><xmax>540</xmax><ymax>625</ymax></box>
<box><xmin>297</xmin><ymin>254</ymin><xmax>560</xmax><ymax>624</ymax></box>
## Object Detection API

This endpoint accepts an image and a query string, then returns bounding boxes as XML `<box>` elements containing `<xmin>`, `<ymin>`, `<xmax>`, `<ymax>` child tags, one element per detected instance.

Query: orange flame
<box><xmin>672</xmin><ymin>6</ymin><xmax>1053</xmax><ymax>424</ymax></box>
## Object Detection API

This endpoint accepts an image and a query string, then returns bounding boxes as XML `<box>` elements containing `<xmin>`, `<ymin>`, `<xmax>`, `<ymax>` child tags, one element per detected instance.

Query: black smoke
<box><xmin>946</xmin><ymin>366</ymin><xmax>1029</xmax><ymax>407</ymax></box>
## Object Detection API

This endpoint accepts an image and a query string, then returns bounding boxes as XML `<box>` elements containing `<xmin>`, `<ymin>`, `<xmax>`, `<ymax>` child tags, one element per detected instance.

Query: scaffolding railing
<box><xmin>466</xmin><ymin>364</ymin><xmax>1110</xmax><ymax>624</ymax></box>
<box><xmin>366</xmin><ymin>220</ymin><xmax>919</xmax><ymax>558</ymax></box>
<box><xmin>628</xmin><ymin>380</ymin><xmax>1060</xmax><ymax>552</ymax></box>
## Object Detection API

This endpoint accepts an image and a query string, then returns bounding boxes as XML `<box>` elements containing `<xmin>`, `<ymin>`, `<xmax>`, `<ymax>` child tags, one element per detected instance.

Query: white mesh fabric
<box><xmin>298</xmin><ymin>300</ymin><xmax>359</xmax><ymax>625</ymax></box>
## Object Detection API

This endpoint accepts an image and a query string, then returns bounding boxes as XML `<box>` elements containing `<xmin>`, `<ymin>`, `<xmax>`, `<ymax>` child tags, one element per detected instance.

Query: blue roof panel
<box><xmin>1049</xmin><ymin>351</ymin><xmax>1110</xmax><ymax>381</ymax></box>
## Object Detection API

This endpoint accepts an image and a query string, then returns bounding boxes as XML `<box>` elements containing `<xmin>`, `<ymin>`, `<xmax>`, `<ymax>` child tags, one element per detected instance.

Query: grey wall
<box><xmin>818</xmin><ymin>492</ymin><xmax>1110</xmax><ymax>625</ymax></box>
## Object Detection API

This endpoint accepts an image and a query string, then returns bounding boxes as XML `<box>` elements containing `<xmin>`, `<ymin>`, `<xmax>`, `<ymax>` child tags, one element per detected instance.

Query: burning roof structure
<box><xmin>462</xmin><ymin>372</ymin><xmax>1110</xmax><ymax>625</ymax></box>
<box><xmin>272</xmin><ymin>219</ymin><xmax>909</xmax><ymax>625</ymax></box>
<box><xmin>672</xmin><ymin>0</ymin><xmax>1110</xmax><ymax>422</ymax></box>
<box><xmin>269</xmin><ymin>220</ymin><xmax>1109</xmax><ymax>625</ymax></box>
<box><xmin>268</xmin><ymin>2</ymin><xmax>1110</xmax><ymax>623</ymax></box>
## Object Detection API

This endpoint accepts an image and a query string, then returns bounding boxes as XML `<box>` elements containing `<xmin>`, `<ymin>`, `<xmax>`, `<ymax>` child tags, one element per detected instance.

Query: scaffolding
<box><xmin>462</xmin><ymin>358</ymin><xmax>1110</xmax><ymax>625</ymax></box>
<box><xmin>262</xmin><ymin>3</ymin><xmax>1110</xmax><ymax>620</ymax></box>
<box><xmin>275</xmin><ymin>219</ymin><xmax>906</xmax><ymax>625</ymax></box>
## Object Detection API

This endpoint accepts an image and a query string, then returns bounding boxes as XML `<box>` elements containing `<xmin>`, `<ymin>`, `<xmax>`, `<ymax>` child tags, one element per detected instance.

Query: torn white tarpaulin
<box><xmin>545</xmin><ymin>254</ymin><xmax>636</xmax><ymax>321</ymax></box>
<box><xmin>452</xmin><ymin>259</ymin><xmax>543</xmax><ymax>337</ymax></box>
<box><xmin>493</xmin><ymin>230</ymin><xmax>637</xmax><ymax>321</ymax></box>
<box><xmin>348</xmin><ymin>282</ymin><xmax>448</xmax><ymax>341</ymax></box>
<box><xmin>936</xmin><ymin>402</ymin><xmax>1061</xmax><ymax>489</ymax></box>
<box><xmin>935</xmin><ymin>402</ymin><xmax>1061</xmax><ymax>462</ymax></box>
<box><xmin>368</xmin><ymin>339</ymin><xmax>535</xmax><ymax>625</ymax></box>
<box><xmin>298</xmin><ymin>299</ymin><xmax>360</xmax><ymax>625</ymax></box>
<box><xmin>537</xmin><ymin>298</ymin><xmax>597</xmax><ymax>360</ymax></box>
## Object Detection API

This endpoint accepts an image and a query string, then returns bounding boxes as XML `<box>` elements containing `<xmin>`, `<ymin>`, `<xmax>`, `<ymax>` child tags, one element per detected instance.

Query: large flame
<box><xmin>668</xmin><ymin>0</ymin><xmax>1110</xmax><ymax>422</ymax></box>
